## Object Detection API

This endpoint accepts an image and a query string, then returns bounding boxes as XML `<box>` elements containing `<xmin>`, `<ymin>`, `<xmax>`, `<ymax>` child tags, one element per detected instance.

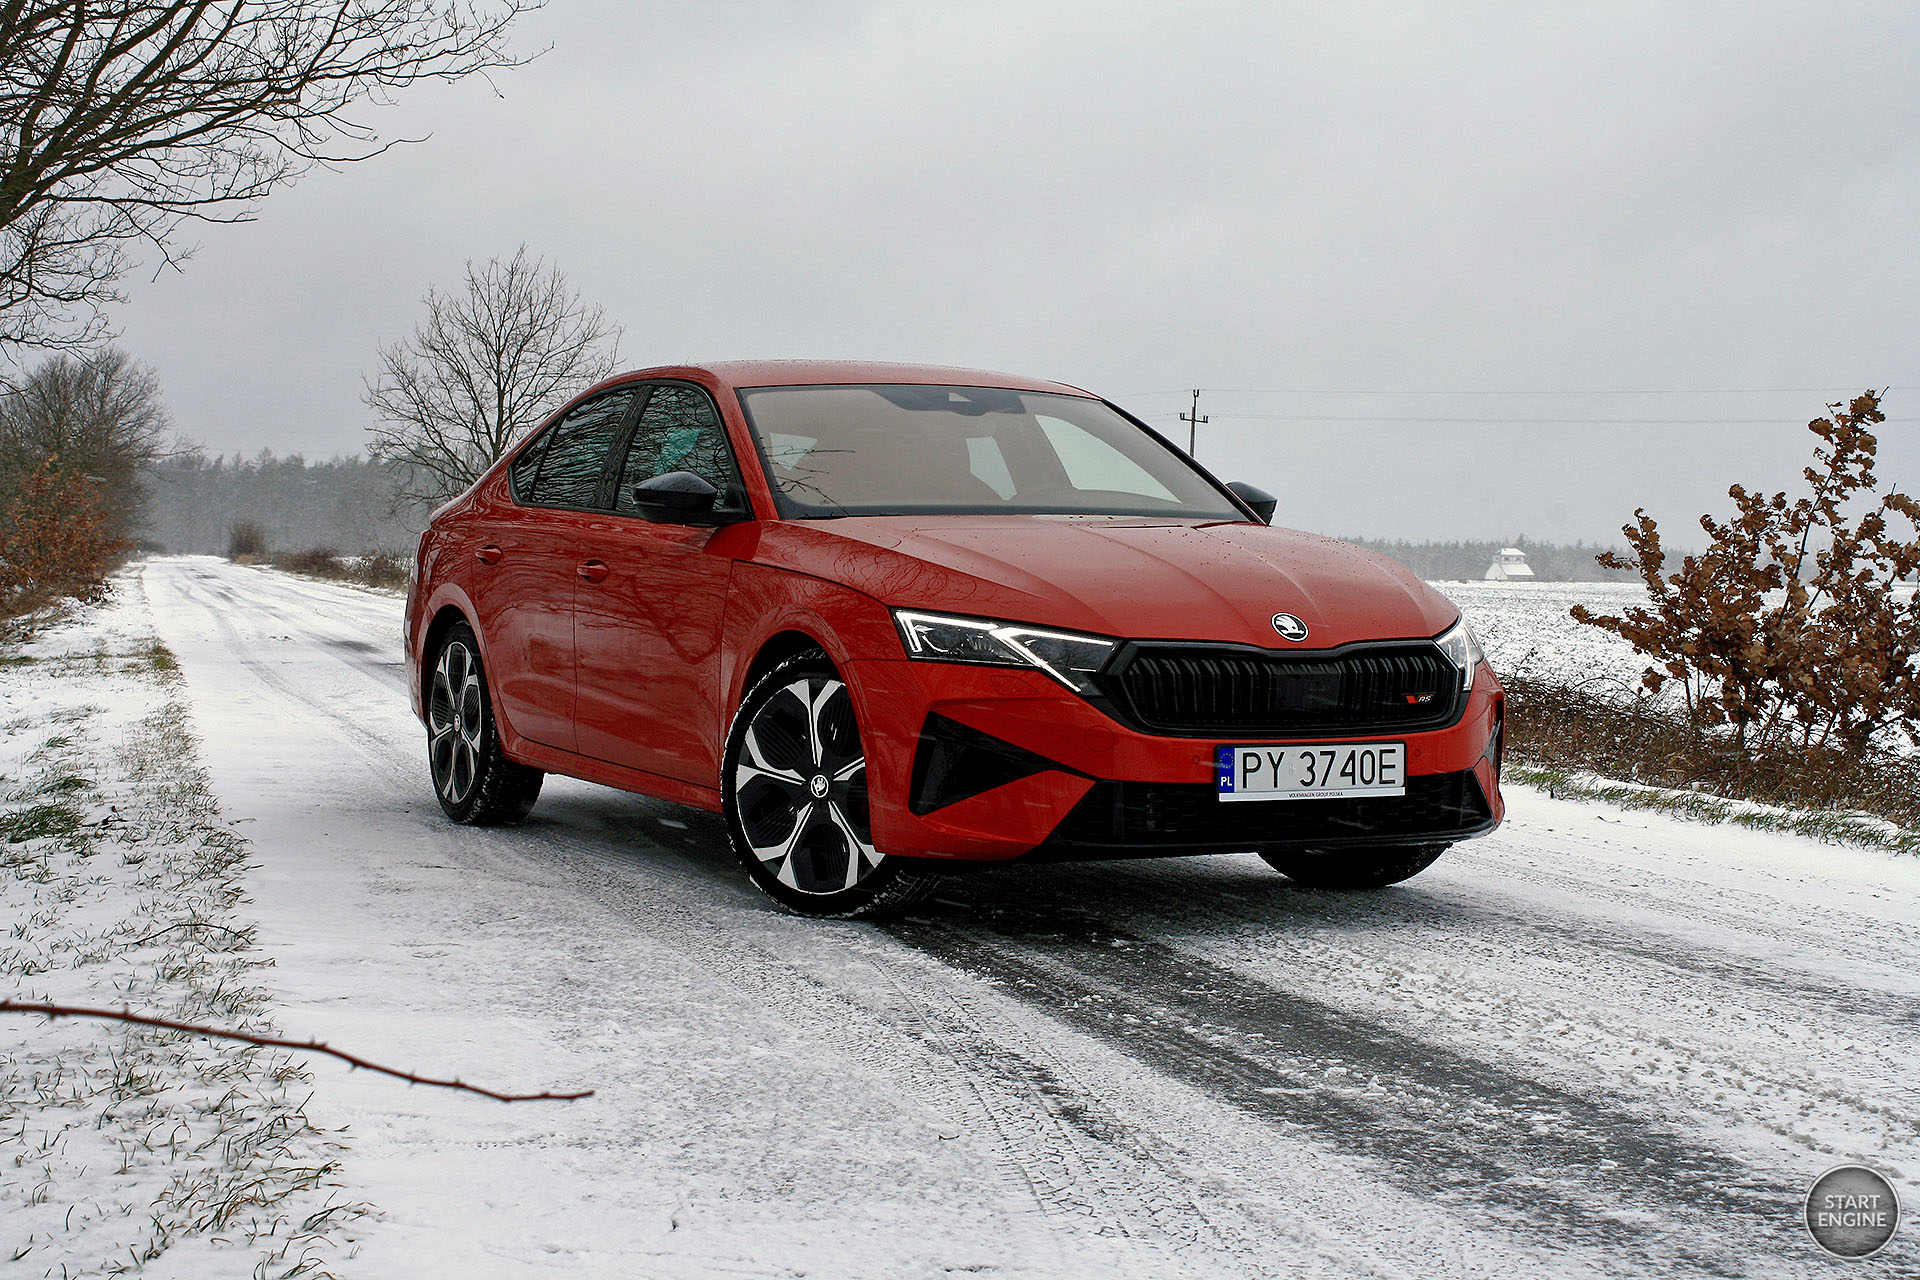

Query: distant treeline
<box><xmin>139</xmin><ymin>450</ymin><xmax>418</xmax><ymax>555</ymax></box>
<box><xmin>1342</xmin><ymin>537</ymin><xmax>1639</xmax><ymax>582</ymax></box>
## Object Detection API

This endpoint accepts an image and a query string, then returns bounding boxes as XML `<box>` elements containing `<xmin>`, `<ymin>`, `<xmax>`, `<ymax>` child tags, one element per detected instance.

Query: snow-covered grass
<box><xmin>1510</xmin><ymin>764</ymin><xmax>1920</xmax><ymax>854</ymax></box>
<box><xmin>0</xmin><ymin>574</ymin><xmax>364</xmax><ymax>1278</ymax></box>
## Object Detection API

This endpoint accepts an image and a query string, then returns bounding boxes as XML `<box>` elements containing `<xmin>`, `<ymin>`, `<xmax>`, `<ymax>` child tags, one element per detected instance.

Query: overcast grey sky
<box><xmin>107</xmin><ymin>1</ymin><xmax>1918</xmax><ymax>545</ymax></box>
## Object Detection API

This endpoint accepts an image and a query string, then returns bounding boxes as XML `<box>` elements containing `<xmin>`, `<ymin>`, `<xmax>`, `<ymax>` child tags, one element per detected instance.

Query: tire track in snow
<box><xmin>889</xmin><ymin>913</ymin><xmax>1803</xmax><ymax>1274</ymax></box>
<box><xmin>161</xmin><ymin>563</ymin><xmax>415</xmax><ymax>773</ymax></box>
<box><xmin>522</xmin><ymin>805</ymin><xmax>1319</xmax><ymax>1278</ymax></box>
<box><xmin>898</xmin><ymin>854</ymin><xmax>1919</xmax><ymax>1263</ymax></box>
<box><xmin>1443</xmin><ymin>841</ymin><xmax>1920</xmax><ymax>979</ymax></box>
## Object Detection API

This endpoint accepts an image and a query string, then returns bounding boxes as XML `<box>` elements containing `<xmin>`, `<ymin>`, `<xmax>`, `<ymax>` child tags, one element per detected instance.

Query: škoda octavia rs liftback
<box><xmin>405</xmin><ymin>362</ymin><xmax>1504</xmax><ymax>917</ymax></box>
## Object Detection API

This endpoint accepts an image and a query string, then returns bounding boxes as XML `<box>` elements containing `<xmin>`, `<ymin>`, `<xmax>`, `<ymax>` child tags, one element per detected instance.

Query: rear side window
<box><xmin>508</xmin><ymin>432</ymin><xmax>549</xmax><ymax>499</ymax></box>
<box><xmin>525</xmin><ymin>390</ymin><xmax>635</xmax><ymax>508</ymax></box>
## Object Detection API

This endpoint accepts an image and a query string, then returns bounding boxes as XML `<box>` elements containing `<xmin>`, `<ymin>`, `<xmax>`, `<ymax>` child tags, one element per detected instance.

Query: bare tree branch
<box><xmin>1</xmin><ymin>0</ymin><xmax>543</xmax><ymax>358</ymax></box>
<box><xmin>0</xmin><ymin>998</ymin><xmax>595</xmax><ymax>1102</ymax></box>
<box><xmin>363</xmin><ymin>244</ymin><xmax>621</xmax><ymax>510</ymax></box>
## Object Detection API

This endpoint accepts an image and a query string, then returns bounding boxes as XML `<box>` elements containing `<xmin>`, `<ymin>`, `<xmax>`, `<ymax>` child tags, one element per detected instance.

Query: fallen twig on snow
<box><xmin>0</xmin><ymin>999</ymin><xmax>594</xmax><ymax>1103</ymax></box>
<box><xmin>128</xmin><ymin>918</ymin><xmax>254</xmax><ymax>947</ymax></box>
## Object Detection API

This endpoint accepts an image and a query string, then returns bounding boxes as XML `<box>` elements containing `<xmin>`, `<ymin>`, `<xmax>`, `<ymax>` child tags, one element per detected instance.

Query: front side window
<box><xmin>737</xmin><ymin>384</ymin><xmax>1242</xmax><ymax>519</ymax></box>
<box><xmin>525</xmin><ymin>389</ymin><xmax>635</xmax><ymax>508</ymax></box>
<box><xmin>614</xmin><ymin>385</ymin><xmax>746</xmax><ymax>515</ymax></box>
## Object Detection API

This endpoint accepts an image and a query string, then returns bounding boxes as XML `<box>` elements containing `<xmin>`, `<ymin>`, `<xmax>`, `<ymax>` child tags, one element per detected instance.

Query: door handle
<box><xmin>476</xmin><ymin>544</ymin><xmax>503</xmax><ymax>565</ymax></box>
<box><xmin>577</xmin><ymin>559</ymin><xmax>609</xmax><ymax>584</ymax></box>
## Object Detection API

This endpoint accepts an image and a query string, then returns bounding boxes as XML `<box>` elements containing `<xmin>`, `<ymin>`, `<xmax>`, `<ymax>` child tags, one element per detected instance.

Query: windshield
<box><xmin>736</xmin><ymin>384</ymin><xmax>1245</xmax><ymax>520</ymax></box>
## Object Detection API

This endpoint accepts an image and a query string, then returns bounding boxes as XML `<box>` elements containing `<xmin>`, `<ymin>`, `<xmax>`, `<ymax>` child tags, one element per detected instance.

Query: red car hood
<box><xmin>751</xmin><ymin>515</ymin><xmax>1458</xmax><ymax>649</ymax></box>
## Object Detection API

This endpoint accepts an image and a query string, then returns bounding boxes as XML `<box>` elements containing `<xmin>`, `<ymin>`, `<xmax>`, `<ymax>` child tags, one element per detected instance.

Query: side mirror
<box><xmin>1226</xmin><ymin>481</ymin><xmax>1277</xmax><ymax>525</ymax></box>
<box><xmin>631</xmin><ymin>471</ymin><xmax>737</xmax><ymax>524</ymax></box>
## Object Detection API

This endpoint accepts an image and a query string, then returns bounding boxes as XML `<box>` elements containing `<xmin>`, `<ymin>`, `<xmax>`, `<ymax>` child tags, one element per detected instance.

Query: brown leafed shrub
<box><xmin>1572</xmin><ymin>391</ymin><xmax>1920</xmax><ymax>756</ymax></box>
<box><xmin>0</xmin><ymin>455</ymin><xmax>127</xmax><ymax>613</ymax></box>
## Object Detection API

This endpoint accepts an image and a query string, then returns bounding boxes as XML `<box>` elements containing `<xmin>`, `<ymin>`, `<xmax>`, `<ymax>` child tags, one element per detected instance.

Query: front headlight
<box><xmin>893</xmin><ymin>610</ymin><xmax>1116</xmax><ymax>693</ymax></box>
<box><xmin>1435</xmin><ymin>616</ymin><xmax>1483</xmax><ymax>691</ymax></box>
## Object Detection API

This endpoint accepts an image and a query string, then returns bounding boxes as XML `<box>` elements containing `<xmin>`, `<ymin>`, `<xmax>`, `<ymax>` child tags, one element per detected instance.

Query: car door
<box><xmin>470</xmin><ymin>387</ymin><xmax>637</xmax><ymax>752</ymax></box>
<box><xmin>573</xmin><ymin>382</ymin><xmax>748</xmax><ymax>785</ymax></box>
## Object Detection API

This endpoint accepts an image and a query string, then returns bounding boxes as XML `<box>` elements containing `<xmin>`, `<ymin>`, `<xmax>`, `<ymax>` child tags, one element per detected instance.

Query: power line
<box><xmin>1119</xmin><ymin>385</ymin><xmax>1916</xmax><ymax>399</ymax></box>
<box><xmin>1142</xmin><ymin>413</ymin><xmax>1920</xmax><ymax>425</ymax></box>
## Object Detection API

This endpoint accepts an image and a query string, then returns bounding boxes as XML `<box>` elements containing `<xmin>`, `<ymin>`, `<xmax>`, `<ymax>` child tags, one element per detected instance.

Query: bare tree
<box><xmin>0</xmin><ymin>0</ymin><xmax>540</xmax><ymax>358</ymax></box>
<box><xmin>363</xmin><ymin>245</ymin><xmax>621</xmax><ymax>509</ymax></box>
<box><xmin>0</xmin><ymin>346</ymin><xmax>171</xmax><ymax>534</ymax></box>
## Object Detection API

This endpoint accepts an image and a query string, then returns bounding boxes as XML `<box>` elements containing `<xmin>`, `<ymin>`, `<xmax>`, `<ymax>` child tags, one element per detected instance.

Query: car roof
<box><xmin>605</xmin><ymin>360</ymin><xmax>1096</xmax><ymax>397</ymax></box>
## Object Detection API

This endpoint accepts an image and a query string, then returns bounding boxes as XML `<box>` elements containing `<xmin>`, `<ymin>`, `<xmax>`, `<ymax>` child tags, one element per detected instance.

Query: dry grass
<box><xmin>1503</xmin><ymin>673</ymin><xmax>1920</xmax><ymax>849</ymax></box>
<box><xmin>266</xmin><ymin>547</ymin><xmax>408</xmax><ymax>590</ymax></box>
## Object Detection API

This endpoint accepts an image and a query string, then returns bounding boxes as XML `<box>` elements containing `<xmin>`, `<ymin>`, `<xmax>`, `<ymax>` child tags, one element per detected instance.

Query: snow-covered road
<box><xmin>139</xmin><ymin>556</ymin><xmax>1920</xmax><ymax>1278</ymax></box>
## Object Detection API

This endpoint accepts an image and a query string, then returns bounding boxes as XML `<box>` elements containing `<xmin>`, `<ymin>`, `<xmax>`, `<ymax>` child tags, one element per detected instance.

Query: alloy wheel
<box><xmin>429</xmin><ymin>638</ymin><xmax>485</xmax><ymax>805</ymax></box>
<box><xmin>732</xmin><ymin>676</ymin><xmax>880</xmax><ymax>894</ymax></box>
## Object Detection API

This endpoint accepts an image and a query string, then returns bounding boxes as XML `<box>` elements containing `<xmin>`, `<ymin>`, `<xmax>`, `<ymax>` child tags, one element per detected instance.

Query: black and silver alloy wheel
<box><xmin>425</xmin><ymin>621</ymin><xmax>543</xmax><ymax>825</ymax></box>
<box><xmin>429</xmin><ymin>636</ymin><xmax>485</xmax><ymax>807</ymax></box>
<box><xmin>723</xmin><ymin>651</ymin><xmax>938</xmax><ymax>917</ymax></box>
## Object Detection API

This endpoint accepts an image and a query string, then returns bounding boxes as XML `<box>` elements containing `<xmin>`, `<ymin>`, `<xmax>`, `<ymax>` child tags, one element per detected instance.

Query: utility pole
<box><xmin>1180</xmin><ymin>389</ymin><xmax>1208</xmax><ymax>457</ymax></box>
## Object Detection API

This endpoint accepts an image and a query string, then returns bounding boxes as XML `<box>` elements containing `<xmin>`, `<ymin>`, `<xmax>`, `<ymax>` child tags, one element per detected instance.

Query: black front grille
<box><xmin>1033</xmin><ymin>770</ymin><xmax>1494</xmax><ymax>859</ymax></box>
<box><xmin>1102</xmin><ymin>642</ymin><xmax>1461</xmax><ymax>737</ymax></box>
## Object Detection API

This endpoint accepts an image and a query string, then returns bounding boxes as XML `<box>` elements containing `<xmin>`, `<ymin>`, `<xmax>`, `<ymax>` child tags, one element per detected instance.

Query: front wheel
<box><xmin>722</xmin><ymin>651</ymin><xmax>940</xmax><ymax>918</ymax></box>
<box><xmin>1259</xmin><ymin>844</ymin><xmax>1447</xmax><ymax>890</ymax></box>
<box><xmin>427</xmin><ymin>622</ymin><xmax>543</xmax><ymax>824</ymax></box>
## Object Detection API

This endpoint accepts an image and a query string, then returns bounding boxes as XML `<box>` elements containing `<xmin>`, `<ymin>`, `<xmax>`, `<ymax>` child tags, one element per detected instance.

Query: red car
<box><xmin>405</xmin><ymin>362</ymin><xmax>1504</xmax><ymax>917</ymax></box>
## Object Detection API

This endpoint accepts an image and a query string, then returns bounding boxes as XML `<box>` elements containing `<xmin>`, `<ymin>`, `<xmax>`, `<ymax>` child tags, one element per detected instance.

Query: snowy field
<box><xmin>1441</xmin><ymin>577</ymin><xmax>1920</xmax><ymax>763</ymax></box>
<box><xmin>1441</xmin><ymin>577</ymin><xmax>1920</xmax><ymax>692</ymax></box>
<box><xmin>4</xmin><ymin>557</ymin><xmax>1918</xmax><ymax>1278</ymax></box>
<box><xmin>1437</xmin><ymin>580</ymin><xmax>1654</xmax><ymax>689</ymax></box>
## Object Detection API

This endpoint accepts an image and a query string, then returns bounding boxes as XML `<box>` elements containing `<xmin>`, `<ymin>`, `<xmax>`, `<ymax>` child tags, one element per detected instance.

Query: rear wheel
<box><xmin>427</xmin><ymin>622</ymin><xmax>543</xmax><ymax>824</ymax></box>
<box><xmin>1259</xmin><ymin>844</ymin><xmax>1447</xmax><ymax>889</ymax></box>
<box><xmin>723</xmin><ymin>651</ymin><xmax>940</xmax><ymax>918</ymax></box>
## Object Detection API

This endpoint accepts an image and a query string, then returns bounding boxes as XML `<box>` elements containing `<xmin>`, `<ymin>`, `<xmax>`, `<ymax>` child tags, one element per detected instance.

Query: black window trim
<box><xmin>510</xmin><ymin>385</ymin><xmax>647</xmax><ymax>511</ymax></box>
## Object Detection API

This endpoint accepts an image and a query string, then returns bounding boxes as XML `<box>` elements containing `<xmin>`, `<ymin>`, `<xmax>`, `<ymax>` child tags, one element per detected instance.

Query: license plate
<box><xmin>1216</xmin><ymin>742</ymin><xmax>1406</xmax><ymax>801</ymax></box>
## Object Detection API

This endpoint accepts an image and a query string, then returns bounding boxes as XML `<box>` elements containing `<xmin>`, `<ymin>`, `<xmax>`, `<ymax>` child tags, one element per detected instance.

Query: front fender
<box><xmin>719</xmin><ymin>560</ymin><xmax>902</xmax><ymax>746</ymax></box>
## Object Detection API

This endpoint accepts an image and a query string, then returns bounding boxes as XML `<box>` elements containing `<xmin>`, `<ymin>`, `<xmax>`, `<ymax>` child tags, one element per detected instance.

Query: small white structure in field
<box><xmin>1484</xmin><ymin>547</ymin><xmax>1536</xmax><ymax>581</ymax></box>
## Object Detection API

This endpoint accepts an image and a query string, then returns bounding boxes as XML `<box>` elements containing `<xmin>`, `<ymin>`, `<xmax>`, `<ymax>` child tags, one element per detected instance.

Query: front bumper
<box><xmin>847</xmin><ymin>656</ymin><xmax>1505</xmax><ymax>862</ymax></box>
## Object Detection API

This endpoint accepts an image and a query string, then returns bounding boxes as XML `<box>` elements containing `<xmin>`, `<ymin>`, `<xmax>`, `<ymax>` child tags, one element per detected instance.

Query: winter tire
<box><xmin>723</xmin><ymin>651</ymin><xmax>940</xmax><ymax>918</ymax></box>
<box><xmin>427</xmin><ymin>621</ymin><xmax>543</xmax><ymax>825</ymax></box>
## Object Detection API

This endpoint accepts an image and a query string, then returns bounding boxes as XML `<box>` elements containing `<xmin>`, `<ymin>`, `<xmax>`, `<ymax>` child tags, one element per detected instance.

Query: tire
<box><xmin>1259</xmin><ymin>844</ymin><xmax>1447</xmax><ymax>890</ymax></box>
<box><xmin>722</xmin><ymin>651</ymin><xmax>941</xmax><ymax>918</ymax></box>
<box><xmin>426</xmin><ymin>621</ymin><xmax>543</xmax><ymax>825</ymax></box>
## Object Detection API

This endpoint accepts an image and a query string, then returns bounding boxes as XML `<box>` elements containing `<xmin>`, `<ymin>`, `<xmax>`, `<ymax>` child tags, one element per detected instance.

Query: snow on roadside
<box><xmin>1</xmin><ymin>571</ymin><xmax>364</xmax><ymax>1279</ymax></box>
